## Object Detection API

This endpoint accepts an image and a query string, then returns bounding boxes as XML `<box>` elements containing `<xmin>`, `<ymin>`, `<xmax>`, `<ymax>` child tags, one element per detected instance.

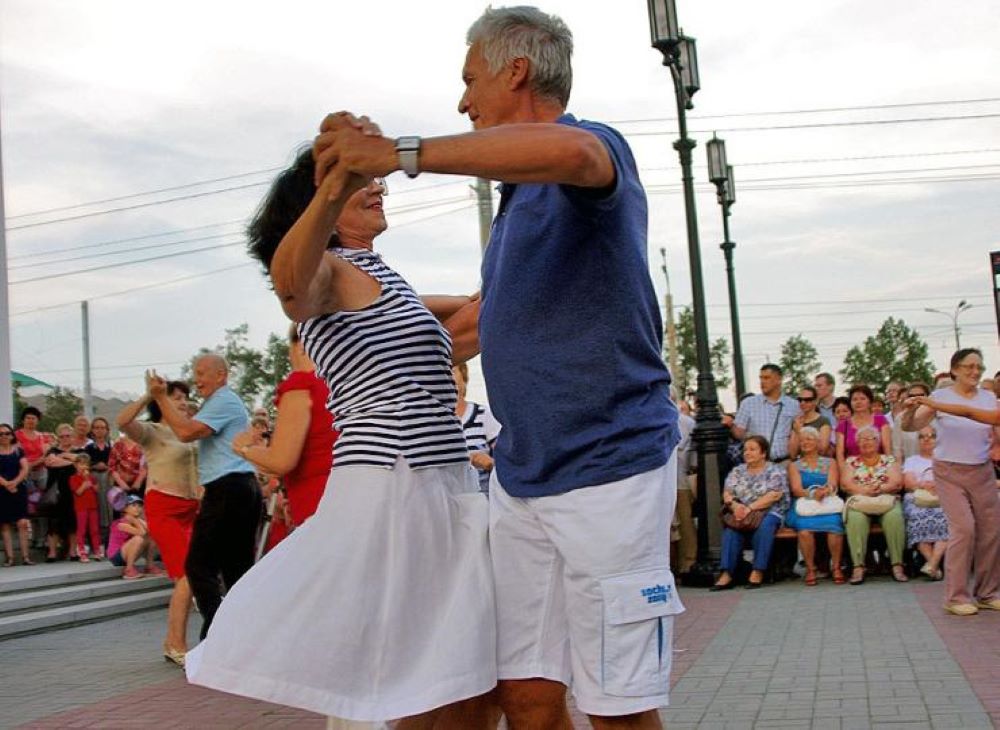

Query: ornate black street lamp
<box><xmin>706</xmin><ymin>135</ymin><xmax>746</xmax><ymax>398</ymax></box>
<box><xmin>648</xmin><ymin>0</ymin><xmax>730</xmax><ymax>584</ymax></box>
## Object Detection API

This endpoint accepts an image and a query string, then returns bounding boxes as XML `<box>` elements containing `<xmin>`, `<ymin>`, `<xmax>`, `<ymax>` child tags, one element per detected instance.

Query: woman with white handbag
<box><xmin>901</xmin><ymin>427</ymin><xmax>949</xmax><ymax>581</ymax></box>
<box><xmin>786</xmin><ymin>427</ymin><xmax>845</xmax><ymax>585</ymax></box>
<box><xmin>841</xmin><ymin>426</ymin><xmax>907</xmax><ymax>585</ymax></box>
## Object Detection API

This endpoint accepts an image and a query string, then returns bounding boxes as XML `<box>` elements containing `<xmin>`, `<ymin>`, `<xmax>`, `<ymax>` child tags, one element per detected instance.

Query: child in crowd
<box><xmin>107</xmin><ymin>495</ymin><xmax>157</xmax><ymax>579</ymax></box>
<box><xmin>70</xmin><ymin>454</ymin><xmax>103</xmax><ymax>562</ymax></box>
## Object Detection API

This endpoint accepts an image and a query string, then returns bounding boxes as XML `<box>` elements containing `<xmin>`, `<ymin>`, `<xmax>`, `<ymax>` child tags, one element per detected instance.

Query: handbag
<box><xmin>720</xmin><ymin>504</ymin><xmax>766</xmax><ymax>532</ymax></box>
<box><xmin>913</xmin><ymin>489</ymin><xmax>940</xmax><ymax>508</ymax></box>
<box><xmin>41</xmin><ymin>483</ymin><xmax>60</xmax><ymax>508</ymax></box>
<box><xmin>844</xmin><ymin>494</ymin><xmax>897</xmax><ymax>516</ymax></box>
<box><xmin>795</xmin><ymin>494</ymin><xmax>845</xmax><ymax>517</ymax></box>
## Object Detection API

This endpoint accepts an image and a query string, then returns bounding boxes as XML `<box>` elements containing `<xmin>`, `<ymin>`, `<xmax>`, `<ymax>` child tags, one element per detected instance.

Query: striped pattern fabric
<box><xmin>298</xmin><ymin>248</ymin><xmax>469</xmax><ymax>470</ymax></box>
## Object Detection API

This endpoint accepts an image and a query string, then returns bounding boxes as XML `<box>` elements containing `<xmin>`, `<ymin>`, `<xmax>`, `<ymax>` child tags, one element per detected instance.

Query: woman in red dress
<box><xmin>232</xmin><ymin>325</ymin><xmax>335</xmax><ymax>528</ymax></box>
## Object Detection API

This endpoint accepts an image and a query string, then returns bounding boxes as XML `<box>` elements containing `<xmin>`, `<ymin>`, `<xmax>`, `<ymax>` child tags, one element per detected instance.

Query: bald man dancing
<box><xmin>149</xmin><ymin>354</ymin><xmax>260</xmax><ymax>639</ymax></box>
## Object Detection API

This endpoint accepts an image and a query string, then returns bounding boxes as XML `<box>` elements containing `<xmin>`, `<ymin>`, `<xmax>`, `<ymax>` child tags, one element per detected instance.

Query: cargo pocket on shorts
<box><xmin>599</xmin><ymin>567</ymin><xmax>685</xmax><ymax>697</ymax></box>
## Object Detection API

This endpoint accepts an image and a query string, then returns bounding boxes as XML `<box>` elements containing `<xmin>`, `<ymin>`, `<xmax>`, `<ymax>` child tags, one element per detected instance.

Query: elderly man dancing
<box><xmin>315</xmin><ymin>6</ymin><xmax>682</xmax><ymax>728</ymax></box>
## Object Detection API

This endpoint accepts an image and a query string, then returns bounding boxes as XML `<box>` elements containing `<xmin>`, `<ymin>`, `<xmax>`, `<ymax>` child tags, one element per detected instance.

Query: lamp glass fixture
<box><xmin>647</xmin><ymin>0</ymin><xmax>680</xmax><ymax>48</ymax></box>
<box><xmin>706</xmin><ymin>136</ymin><xmax>727</xmax><ymax>183</ymax></box>
<box><xmin>678</xmin><ymin>36</ymin><xmax>700</xmax><ymax>97</ymax></box>
<box><xmin>725</xmin><ymin>165</ymin><xmax>736</xmax><ymax>205</ymax></box>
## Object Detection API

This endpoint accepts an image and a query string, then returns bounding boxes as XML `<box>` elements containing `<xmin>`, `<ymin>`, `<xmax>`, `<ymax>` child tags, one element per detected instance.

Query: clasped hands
<box><xmin>145</xmin><ymin>369</ymin><xmax>168</xmax><ymax>399</ymax></box>
<box><xmin>312</xmin><ymin>111</ymin><xmax>395</xmax><ymax>202</ymax></box>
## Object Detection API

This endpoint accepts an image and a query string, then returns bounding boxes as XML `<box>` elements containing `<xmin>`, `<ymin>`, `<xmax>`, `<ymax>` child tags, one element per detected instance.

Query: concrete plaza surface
<box><xmin>2</xmin><ymin>578</ymin><xmax>998</xmax><ymax>729</ymax></box>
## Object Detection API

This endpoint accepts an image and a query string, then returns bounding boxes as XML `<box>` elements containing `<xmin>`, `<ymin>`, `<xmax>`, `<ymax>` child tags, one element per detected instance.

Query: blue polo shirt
<box><xmin>193</xmin><ymin>385</ymin><xmax>254</xmax><ymax>485</ymax></box>
<box><xmin>480</xmin><ymin>113</ymin><xmax>679</xmax><ymax>498</ymax></box>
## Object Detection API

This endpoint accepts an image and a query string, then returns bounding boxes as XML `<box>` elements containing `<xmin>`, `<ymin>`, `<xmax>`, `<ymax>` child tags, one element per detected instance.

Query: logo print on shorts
<box><xmin>641</xmin><ymin>584</ymin><xmax>670</xmax><ymax>605</ymax></box>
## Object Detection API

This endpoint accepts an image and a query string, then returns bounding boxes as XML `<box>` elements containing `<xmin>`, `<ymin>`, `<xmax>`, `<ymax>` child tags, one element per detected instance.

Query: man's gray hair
<box><xmin>466</xmin><ymin>6</ymin><xmax>573</xmax><ymax>107</ymax></box>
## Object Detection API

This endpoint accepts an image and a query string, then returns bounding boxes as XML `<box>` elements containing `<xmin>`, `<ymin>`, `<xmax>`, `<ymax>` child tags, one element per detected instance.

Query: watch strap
<box><xmin>395</xmin><ymin>136</ymin><xmax>421</xmax><ymax>178</ymax></box>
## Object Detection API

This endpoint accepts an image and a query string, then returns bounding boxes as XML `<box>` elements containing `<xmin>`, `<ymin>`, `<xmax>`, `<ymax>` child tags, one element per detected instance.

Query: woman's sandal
<box><xmin>804</xmin><ymin>569</ymin><xmax>818</xmax><ymax>586</ymax></box>
<box><xmin>22</xmin><ymin>558</ymin><xmax>35</xmax><ymax>566</ymax></box>
<box><xmin>832</xmin><ymin>568</ymin><xmax>846</xmax><ymax>585</ymax></box>
<box><xmin>2</xmin><ymin>559</ymin><xmax>12</xmax><ymax>568</ymax></box>
<box><xmin>849</xmin><ymin>567</ymin><xmax>866</xmax><ymax>585</ymax></box>
<box><xmin>891</xmin><ymin>565</ymin><xmax>909</xmax><ymax>583</ymax></box>
<box><xmin>163</xmin><ymin>644</ymin><xmax>186</xmax><ymax>669</ymax></box>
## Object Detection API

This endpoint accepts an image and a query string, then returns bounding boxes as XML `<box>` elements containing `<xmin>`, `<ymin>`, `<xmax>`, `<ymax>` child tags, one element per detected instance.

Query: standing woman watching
<box><xmin>836</xmin><ymin>385</ymin><xmax>892</xmax><ymax>464</ymax></box>
<box><xmin>15</xmin><ymin>407</ymin><xmax>48</xmax><ymax>546</ymax></box>
<box><xmin>903</xmin><ymin>348</ymin><xmax>1000</xmax><ymax>616</ymax></box>
<box><xmin>0</xmin><ymin>425</ymin><xmax>31</xmax><ymax>566</ymax></box>
<box><xmin>43</xmin><ymin>425</ymin><xmax>84</xmax><ymax>561</ymax></box>
<box><xmin>788</xmin><ymin>385</ymin><xmax>832</xmax><ymax>459</ymax></box>
<box><xmin>70</xmin><ymin>415</ymin><xmax>92</xmax><ymax>450</ymax></box>
<box><xmin>231</xmin><ymin>325</ymin><xmax>335</xmax><ymax>527</ymax></box>
<box><xmin>117</xmin><ymin>378</ymin><xmax>200</xmax><ymax>665</ymax></box>
<box><xmin>85</xmin><ymin>418</ymin><xmax>113</xmax><ymax>542</ymax></box>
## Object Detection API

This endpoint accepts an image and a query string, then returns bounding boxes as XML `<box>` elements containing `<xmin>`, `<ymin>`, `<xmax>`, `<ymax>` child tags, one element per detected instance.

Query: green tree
<box><xmin>778</xmin><ymin>334</ymin><xmax>821</xmax><ymax>394</ymax></box>
<box><xmin>11</xmin><ymin>385</ymin><xmax>28</xmax><ymax>426</ymax></box>
<box><xmin>840</xmin><ymin>317</ymin><xmax>934</xmax><ymax>394</ymax></box>
<box><xmin>670</xmin><ymin>306</ymin><xmax>731</xmax><ymax>397</ymax></box>
<box><xmin>185</xmin><ymin>324</ymin><xmax>291</xmax><ymax>410</ymax></box>
<box><xmin>39</xmin><ymin>387</ymin><xmax>84</xmax><ymax>432</ymax></box>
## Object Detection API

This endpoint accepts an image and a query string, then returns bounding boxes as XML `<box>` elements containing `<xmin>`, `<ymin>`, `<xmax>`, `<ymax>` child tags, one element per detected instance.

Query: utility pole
<box><xmin>0</xmin><ymin>105</ymin><xmax>12</xmax><ymax>424</ymax></box>
<box><xmin>474</xmin><ymin>177</ymin><xmax>494</xmax><ymax>253</ymax></box>
<box><xmin>659</xmin><ymin>248</ymin><xmax>680</xmax><ymax>385</ymax></box>
<box><xmin>81</xmin><ymin>301</ymin><xmax>94</xmax><ymax>419</ymax></box>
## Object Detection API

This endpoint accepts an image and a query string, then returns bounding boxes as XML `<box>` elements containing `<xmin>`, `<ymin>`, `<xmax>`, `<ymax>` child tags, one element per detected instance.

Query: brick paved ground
<box><xmin>4</xmin><ymin>579</ymin><xmax>998</xmax><ymax>729</ymax></box>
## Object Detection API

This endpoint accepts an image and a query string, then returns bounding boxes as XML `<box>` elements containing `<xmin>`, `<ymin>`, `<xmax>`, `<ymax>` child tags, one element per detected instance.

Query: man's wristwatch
<box><xmin>395</xmin><ymin>136</ymin><xmax>421</xmax><ymax>178</ymax></box>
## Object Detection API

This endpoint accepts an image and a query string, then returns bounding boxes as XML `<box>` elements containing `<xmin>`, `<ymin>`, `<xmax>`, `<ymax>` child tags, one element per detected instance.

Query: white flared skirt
<box><xmin>185</xmin><ymin>457</ymin><xmax>496</xmax><ymax>722</ymax></box>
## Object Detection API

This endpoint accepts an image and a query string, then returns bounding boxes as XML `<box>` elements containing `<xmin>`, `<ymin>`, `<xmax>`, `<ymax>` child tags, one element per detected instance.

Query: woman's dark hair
<box><xmin>949</xmin><ymin>348</ymin><xmax>983</xmax><ymax>377</ymax></box>
<box><xmin>847</xmin><ymin>384</ymin><xmax>874</xmax><ymax>406</ymax></box>
<box><xmin>744</xmin><ymin>434</ymin><xmax>770</xmax><ymax>458</ymax></box>
<box><xmin>20</xmin><ymin>406</ymin><xmax>42</xmax><ymax>424</ymax></box>
<box><xmin>0</xmin><ymin>423</ymin><xmax>14</xmax><ymax>435</ymax></box>
<box><xmin>907</xmin><ymin>382</ymin><xmax>931</xmax><ymax>397</ymax></box>
<box><xmin>832</xmin><ymin>396</ymin><xmax>852</xmax><ymax>414</ymax></box>
<box><xmin>246</xmin><ymin>147</ymin><xmax>339</xmax><ymax>273</ymax></box>
<box><xmin>799</xmin><ymin>385</ymin><xmax>818</xmax><ymax>400</ymax></box>
<box><xmin>147</xmin><ymin>381</ymin><xmax>192</xmax><ymax>423</ymax></box>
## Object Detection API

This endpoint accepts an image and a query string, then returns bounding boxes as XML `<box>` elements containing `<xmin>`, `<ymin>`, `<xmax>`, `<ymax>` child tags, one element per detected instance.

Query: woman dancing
<box><xmin>185</xmin><ymin>148</ymin><xmax>494</xmax><ymax>728</ymax></box>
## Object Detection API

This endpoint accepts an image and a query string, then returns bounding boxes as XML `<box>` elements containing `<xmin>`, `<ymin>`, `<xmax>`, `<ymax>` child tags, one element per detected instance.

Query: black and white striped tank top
<box><xmin>298</xmin><ymin>247</ymin><xmax>470</xmax><ymax>470</ymax></box>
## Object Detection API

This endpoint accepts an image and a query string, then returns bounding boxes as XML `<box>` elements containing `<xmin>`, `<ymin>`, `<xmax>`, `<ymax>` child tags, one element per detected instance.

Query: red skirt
<box><xmin>285</xmin><ymin>473</ymin><xmax>328</xmax><ymax>526</ymax></box>
<box><xmin>145</xmin><ymin>489</ymin><xmax>199</xmax><ymax>579</ymax></box>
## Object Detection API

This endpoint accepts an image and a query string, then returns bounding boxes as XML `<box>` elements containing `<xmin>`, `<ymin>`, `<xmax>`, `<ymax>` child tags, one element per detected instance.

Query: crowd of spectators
<box><xmin>3</xmin><ymin>346</ymin><xmax>998</xmax><ymax>620</ymax></box>
<box><xmin>676</xmin><ymin>348</ymin><xmax>1000</xmax><ymax>615</ymax></box>
<box><xmin>0</xmin><ymin>409</ymin><xmax>166</xmax><ymax>570</ymax></box>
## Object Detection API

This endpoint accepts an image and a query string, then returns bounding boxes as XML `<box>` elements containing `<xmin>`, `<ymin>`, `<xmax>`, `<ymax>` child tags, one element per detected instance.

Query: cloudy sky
<box><xmin>2</xmin><ymin>0</ymin><xmax>998</xmax><ymax>409</ymax></box>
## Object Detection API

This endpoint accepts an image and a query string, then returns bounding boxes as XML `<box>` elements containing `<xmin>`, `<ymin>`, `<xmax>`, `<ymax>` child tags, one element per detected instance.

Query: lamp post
<box><xmin>648</xmin><ymin>0</ymin><xmax>729</xmax><ymax>584</ymax></box>
<box><xmin>925</xmin><ymin>300</ymin><xmax>974</xmax><ymax>350</ymax></box>
<box><xmin>706</xmin><ymin>135</ymin><xmax>746</xmax><ymax>398</ymax></box>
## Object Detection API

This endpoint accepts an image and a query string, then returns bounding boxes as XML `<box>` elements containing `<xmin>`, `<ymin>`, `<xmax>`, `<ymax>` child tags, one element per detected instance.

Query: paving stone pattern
<box><xmin>4</xmin><ymin>579</ymin><xmax>997</xmax><ymax>729</ymax></box>
<box><xmin>661</xmin><ymin>580</ymin><xmax>995</xmax><ymax>730</ymax></box>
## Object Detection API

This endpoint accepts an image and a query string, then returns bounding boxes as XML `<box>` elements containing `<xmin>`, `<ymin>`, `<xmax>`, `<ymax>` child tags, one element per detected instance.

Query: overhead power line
<box><xmin>6</xmin><ymin>177</ymin><xmax>471</xmax><ymax>233</ymax></box>
<box><xmin>610</xmin><ymin>96</ymin><xmax>1000</xmax><ymax>124</ymax></box>
<box><xmin>8</xmin><ymin>232</ymin><xmax>243</xmax><ymax>271</ymax></box>
<box><xmin>8</xmin><ymin>220</ymin><xmax>245</xmax><ymax>261</ymax></box>
<box><xmin>9</xmin><ymin>200</ymin><xmax>476</xmax><ymax>304</ymax></box>
<box><xmin>622</xmin><ymin>113</ymin><xmax>1000</xmax><ymax>137</ymax></box>
<box><xmin>6</xmin><ymin>168</ymin><xmax>284</xmax><ymax>220</ymax></box>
